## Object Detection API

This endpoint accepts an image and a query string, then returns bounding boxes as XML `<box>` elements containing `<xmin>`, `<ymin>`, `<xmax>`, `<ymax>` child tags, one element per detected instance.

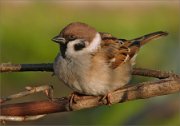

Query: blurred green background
<box><xmin>0</xmin><ymin>0</ymin><xmax>180</xmax><ymax>125</ymax></box>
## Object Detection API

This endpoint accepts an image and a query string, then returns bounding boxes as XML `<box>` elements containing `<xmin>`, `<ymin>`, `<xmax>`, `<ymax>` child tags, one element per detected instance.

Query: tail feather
<box><xmin>126</xmin><ymin>31</ymin><xmax>168</xmax><ymax>58</ymax></box>
<box><xmin>130</xmin><ymin>31</ymin><xmax>168</xmax><ymax>46</ymax></box>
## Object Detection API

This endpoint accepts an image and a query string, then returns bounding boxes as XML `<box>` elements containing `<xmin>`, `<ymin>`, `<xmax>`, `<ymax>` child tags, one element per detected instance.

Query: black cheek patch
<box><xmin>60</xmin><ymin>44</ymin><xmax>67</xmax><ymax>58</ymax></box>
<box><xmin>74</xmin><ymin>42</ymin><xmax>86</xmax><ymax>51</ymax></box>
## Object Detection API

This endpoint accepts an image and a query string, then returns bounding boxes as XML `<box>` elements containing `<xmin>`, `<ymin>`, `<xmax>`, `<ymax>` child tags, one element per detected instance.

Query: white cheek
<box><xmin>65</xmin><ymin>40</ymin><xmax>86</xmax><ymax>58</ymax></box>
<box><xmin>87</xmin><ymin>32</ymin><xmax>101</xmax><ymax>52</ymax></box>
<box><xmin>65</xmin><ymin>41</ymin><xmax>75</xmax><ymax>56</ymax></box>
<box><xmin>65</xmin><ymin>32</ymin><xmax>101</xmax><ymax>58</ymax></box>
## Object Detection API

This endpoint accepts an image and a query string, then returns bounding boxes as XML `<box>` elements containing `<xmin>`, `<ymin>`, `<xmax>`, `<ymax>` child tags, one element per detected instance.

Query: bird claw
<box><xmin>69</xmin><ymin>92</ymin><xmax>81</xmax><ymax>109</ymax></box>
<box><xmin>100</xmin><ymin>93</ymin><xmax>113</xmax><ymax>105</ymax></box>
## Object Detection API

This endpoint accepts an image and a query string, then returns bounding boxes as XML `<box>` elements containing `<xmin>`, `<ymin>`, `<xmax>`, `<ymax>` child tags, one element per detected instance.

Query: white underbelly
<box><xmin>54</xmin><ymin>55</ymin><xmax>132</xmax><ymax>96</ymax></box>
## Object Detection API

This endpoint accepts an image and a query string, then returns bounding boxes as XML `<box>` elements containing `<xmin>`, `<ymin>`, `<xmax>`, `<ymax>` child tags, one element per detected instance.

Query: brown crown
<box><xmin>60</xmin><ymin>22</ymin><xmax>97</xmax><ymax>42</ymax></box>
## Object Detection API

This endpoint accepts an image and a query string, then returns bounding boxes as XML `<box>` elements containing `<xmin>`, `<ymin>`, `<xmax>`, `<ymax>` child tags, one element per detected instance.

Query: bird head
<box><xmin>52</xmin><ymin>22</ymin><xmax>101</xmax><ymax>58</ymax></box>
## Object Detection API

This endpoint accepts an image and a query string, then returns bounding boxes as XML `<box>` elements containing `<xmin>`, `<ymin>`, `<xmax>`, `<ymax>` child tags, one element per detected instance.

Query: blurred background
<box><xmin>0</xmin><ymin>0</ymin><xmax>180</xmax><ymax>125</ymax></box>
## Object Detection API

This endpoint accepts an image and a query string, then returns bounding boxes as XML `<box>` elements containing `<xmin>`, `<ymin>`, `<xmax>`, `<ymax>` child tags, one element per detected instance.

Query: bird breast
<box><xmin>54</xmin><ymin>52</ymin><xmax>132</xmax><ymax>96</ymax></box>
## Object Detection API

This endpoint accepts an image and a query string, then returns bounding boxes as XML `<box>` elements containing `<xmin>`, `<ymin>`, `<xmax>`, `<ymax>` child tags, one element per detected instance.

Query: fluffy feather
<box><xmin>53</xmin><ymin>22</ymin><xmax>168</xmax><ymax>96</ymax></box>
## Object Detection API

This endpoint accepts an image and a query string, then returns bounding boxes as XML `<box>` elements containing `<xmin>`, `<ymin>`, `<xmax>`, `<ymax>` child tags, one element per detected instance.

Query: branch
<box><xmin>0</xmin><ymin>77</ymin><xmax>180</xmax><ymax>116</ymax></box>
<box><xmin>0</xmin><ymin>85</ymin><xmax>53</xmax><ymax>104</ymax></box>
<box><xmin>0</xmin><ymin>63</ymin><xmax>53</xmax><ymax>72</ymax></box>
<box><xmin>0</xmin><ymin>63</ymin><xmax>180</xmax><ymax>122</ymax></box>
<box><xmin>0</xmin><ymin>115</ymin><xmax>46</xmax><ymax>122</ymax></box>
<box><xmin>0</xmin><ymin>63</ymin><xmax>178</xmax><ymax>79</ymax></box>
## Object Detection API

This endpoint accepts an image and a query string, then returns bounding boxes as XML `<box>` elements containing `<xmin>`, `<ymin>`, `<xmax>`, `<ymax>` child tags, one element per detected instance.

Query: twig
<box><xmin>0</xmin><ymin>63</ymin><xmax>177</xmax><ymax>79</ymax></box>
<box><xmin>0</xmin><ymin>63</ymin><xmax>53</xmax><ymax>72</ymax></box>
<box><xmin>0</xmin><ymin>77</ymin><xmax>179</xmax><ymax>117</ymax></box>
<box><xmin>0</xmin><ymin>85</ymin><xmax>53</xmax><ymax>104</ymax></box>
<box><xmin>132</xmin><ymin>68</ymin><xmax>178</xmax><ymax>79</ymax></box>
<box><xmin>0</xmin><ymin>115</ymin><xmax>46</xmax><ymax>122</ymax></box>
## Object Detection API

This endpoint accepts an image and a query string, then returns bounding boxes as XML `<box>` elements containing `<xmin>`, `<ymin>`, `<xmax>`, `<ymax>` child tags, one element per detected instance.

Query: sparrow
<box><xmin>52</xmin><ymin>22</ymin><xmax>168</xmax><ymax>103</ymax></box>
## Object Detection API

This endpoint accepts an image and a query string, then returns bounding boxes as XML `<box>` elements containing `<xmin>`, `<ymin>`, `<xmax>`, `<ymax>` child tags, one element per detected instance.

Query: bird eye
<box><xmin>68</xmin><ymin>35</ymin><xmax>76</xmax><ymax>41</ymax></box>
<box><xmin>74</xmin><ymin>41</ymin><xmax>86</xmax><ymax>51</ymax></box>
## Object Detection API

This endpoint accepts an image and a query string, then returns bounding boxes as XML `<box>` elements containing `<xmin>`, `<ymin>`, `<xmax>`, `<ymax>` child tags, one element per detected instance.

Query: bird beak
<box><xmin>52</xmin><ymin>36</ymin><xmax>66</xmax><ymax>44</ymax></box>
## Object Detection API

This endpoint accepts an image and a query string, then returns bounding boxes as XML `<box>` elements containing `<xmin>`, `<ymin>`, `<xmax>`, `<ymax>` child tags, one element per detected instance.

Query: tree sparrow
<box><xmin>52</xmin><ymin>22</ymin><xmax>168</xmax><ymax>103</ymax></box>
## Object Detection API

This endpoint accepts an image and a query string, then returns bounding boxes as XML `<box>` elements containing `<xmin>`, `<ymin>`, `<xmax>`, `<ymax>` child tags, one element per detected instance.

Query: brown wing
<box><xmin>100</xmin><ymin>31</ymin><xmax>168</xmax><ymax>69</ymax></box>
<box><xmin>100</xmin><ymin>32</ymin><xmax>127</xmax><ymax>44</ymax></box>
<box><xmin>101</xmin><ymin>36</ymin><xmax>130</xmax><ymax>69</ymax></box>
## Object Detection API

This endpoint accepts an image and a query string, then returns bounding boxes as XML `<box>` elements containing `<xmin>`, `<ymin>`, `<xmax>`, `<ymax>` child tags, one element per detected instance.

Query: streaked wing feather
<box><xmin>101</xmin><ymin>37</ymin><xmax>130</xmax><ymax>69</ymax></box>
<box><xmin>100</xmin><ymin>31</ymin><xmax>168</xmax><ymax>69</ymax></box>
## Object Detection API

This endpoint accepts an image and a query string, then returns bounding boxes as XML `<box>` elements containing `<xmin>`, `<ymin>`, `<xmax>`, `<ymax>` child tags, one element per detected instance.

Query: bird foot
<box><xmin>100</xmin><ymin>92</ymin><xmax>113</xmax><ymax>105</ymax></box>
<box><xmin>69</xmin><ymin>92</ymin><xmax>81</xmax><ymax>109</ymax></box>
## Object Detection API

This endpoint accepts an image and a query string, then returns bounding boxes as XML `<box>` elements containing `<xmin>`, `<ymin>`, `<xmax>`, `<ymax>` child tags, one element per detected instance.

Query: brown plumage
<box><xmin>53</xmin><ymin>22</ymin><xmax>168</xmax><ymax>97</ymax></box>
<box><xmin>60</xmin><ymin>22</ymin><xmax>97</xmax><ymax>42</ymax></box>
<box><xmin>100</xmin><ymin>31</ymin><xmax>168</xmax><ymax>69</ymax></box>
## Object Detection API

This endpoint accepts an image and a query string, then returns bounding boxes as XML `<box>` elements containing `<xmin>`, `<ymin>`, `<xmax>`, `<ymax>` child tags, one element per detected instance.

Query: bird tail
<box><xmin>129</xmin><ymin>31</ymin><xmax>168</xmax><ymax>46</ymax></box>
<box><xmin>126</xmin><ymin>31</ymin><xmax>168</xmax><ymax>58</ymax></box>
